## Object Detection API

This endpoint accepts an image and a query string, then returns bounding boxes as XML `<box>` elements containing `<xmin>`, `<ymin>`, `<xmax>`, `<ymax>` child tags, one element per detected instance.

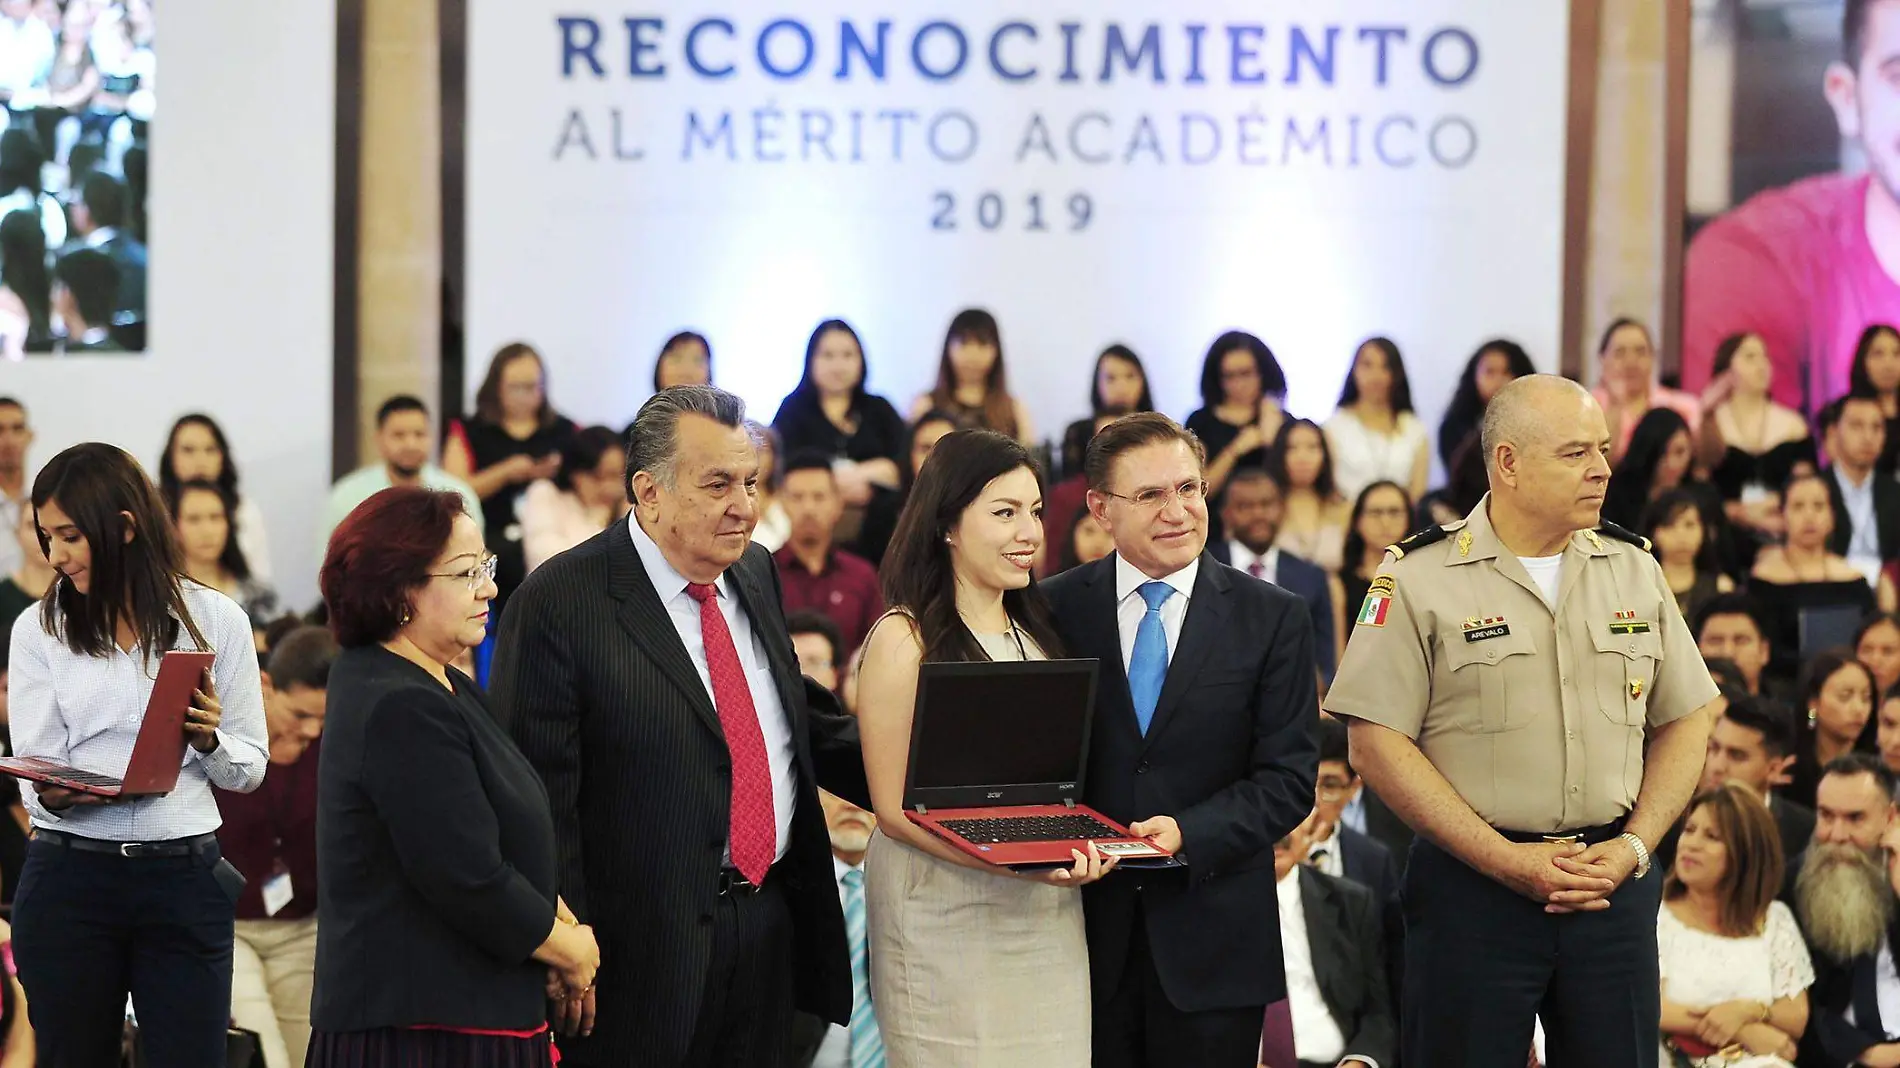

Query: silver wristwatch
<box><xmin>1619</xmin><ymin>831</ymin><xmax>1652</xmax><ymax>879</ymax></box>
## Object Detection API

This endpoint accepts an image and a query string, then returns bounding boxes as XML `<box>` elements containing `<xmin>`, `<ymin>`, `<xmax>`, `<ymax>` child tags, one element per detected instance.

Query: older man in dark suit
<box><xmin>1041</xmin><ymin>412</ymin><xmax>1319</xmax><ymax>1068</ymax></box>
<box><xmin>490</xmin><ymin>385</ymin><xmax>868</xmax><ymax>1068</ymax></box>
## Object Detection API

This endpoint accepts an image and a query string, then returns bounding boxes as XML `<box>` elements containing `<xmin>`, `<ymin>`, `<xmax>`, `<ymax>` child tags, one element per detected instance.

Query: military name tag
<box><xmin>1462</xmin><ymin>616</ymin><xmax>1509</xmax><ymax>643</ymax></box>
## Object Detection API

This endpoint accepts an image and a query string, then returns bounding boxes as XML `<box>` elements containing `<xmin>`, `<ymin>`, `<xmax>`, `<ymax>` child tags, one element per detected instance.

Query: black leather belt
<box><xmin>1493</xmin><ymin>818</ymin><xmax>1627</xmax><ymax>847</ymax></box>
<box><xmin>716</xmin><ymin>868</ymin><xmax>763</xmax><ymax>898</ymax></box>
<box><xmin>36</xmin><ymin>829</ymin><xmax>217</xmax><ymax>858</ymax></box>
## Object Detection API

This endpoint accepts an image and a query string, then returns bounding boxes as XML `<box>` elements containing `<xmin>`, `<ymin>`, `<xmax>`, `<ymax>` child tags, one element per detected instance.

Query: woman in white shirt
<box><xmin>7</xmin><ymin>442</ymin><xmax>267</xmax><ymax>1066</ymax></box>
<box><xmin>1324</xmin><ymin>337</ymin><xmax>1429</xmax><ymax>503</ymax></box>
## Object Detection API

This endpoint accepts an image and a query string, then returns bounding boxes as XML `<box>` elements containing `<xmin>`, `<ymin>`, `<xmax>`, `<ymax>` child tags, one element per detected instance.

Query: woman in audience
<box><xmin>1340</xmin><ymin>480</ymin><xmax>1414</xmax><ymax>647</ymax></box>
<box><xmin>1748</xmin><ymin>473</ymin><xmax>1886</xmax><ymax>684</ymax></box>
<box><xmin>519</xmin><ymin>425</ymin><xmax>627</xmax><ymax>573</ymax></box>
<box><xmin>854</xmin><ymin>410</ymin><xmax>957</xmax><ymax>568</ymax></box>
<box><xmin>1325</xmin><ymin>336</ymin><xmax>1429</xmax><ymax>501</ymax></box>
<box><xmin>909</xmin><ymin>308</ymin><xmax>1034</xmax><ymax>444</ymax></box>
<box><xmin>0</xmin><ymin>130</ymin><xmax>63</xmax><ymax>249</ymax></box>
<box><xmin>1783</xmin><ymin>651</ymin><xmax>1877</xmax><ymax>810</ymax></box>
<box><xmin>748</xmin><ymin>420</ymin><xmax>790</xmax><ymax>553</ymax></box>
<box><xmin>309</xmin><ymin>486</ymin><xmax>597</xmax><ymax>1066</ymax></box>
<box><xmin>1185</xmin><ymin>330</ymin><xmax>1287</xmax><ymax>501</ymax></box>
<box><xmin>1856</xmin><ymin>613</ymin><xmax>1900</xmax><ymax>706</ymax></box>
<box><xmin>1603</xmin><ymin>408</ymin><xmax>1720</xmax><ymax>532</ymax></box>
<box><xmin>857</xmin><ymin>429</ymin><xmax>1112</xmax><ymax>1067</ymax></box>
<box><xmin>1703</xmin><ymin>332</ymin><xmax>1816</xmax><ymax>535</ymax></box>
<box><xmin>165</xmin><ymin>478</ymin><xmax>279</xmax><ymax>624</ymax></box>
<box><xmin>1658</xmin><ymin>785</ymin><xmax>1811</xmax><ymax>1066</ymax></box>
<box><xmin>9</xmin><ymin>443</ymin><xmax>267</xmax><ymax>1066</ymax></box>
<box><xmin>1848</xmin><ymin>323</ymin><xmax>1900</xmax><ymax>472</ymax></box>
<box><xmin>1876</xmin><ymin>684</ymin><xmax>1900</xmax><ymax>778</ymax></box>
<box><xmin>160</xmin><ymin>413</ymin><xmax>274</xmax><ymax>581</ymax></box>
<box><xmin>651</xmin><ymin>330</ymin><xmax>711</xmax><ymax>392</ymax></box>
<box><xmin>0</xmin><ymin>209</ymin><xmax>51</xmax><ymax>359</ymax></box>
<box><xmin>1437</xmin><ymin>338</ymin><xmax>1535</xmax><ymax>471</ymax></box>
<box><xmin>443</xmin><ymin>342</ymin><xmax>578</xmax><ymax>613</ymax></box>
<box><xmin>1593</xmin><ymin>317</ymin><xmax>1702</xmax><ymax>464</ymax></box>
<box><xmin>772</xmin><ymin>318</ymin><xmax>907</xmax><ymax>508</ymax></box>
<box><xmin>0</xmin><ymin>502</ymin><xmax>50</xmax><ymax>625</ymax></box>
<box><xmin>1058</xmin><ymin>343</ymin><xmax>1154</xmax><ymax>479</ymax></box>
<box><xmin>1643</xmin><ymin>489</ymin><xmax>1734</xmax><ymax>623</ymax></box>
<box><xmin>1267</xmin><ymin>417</ymin><xmax>1349</xmax><ymax>573</ymax></box>
<box><xmin>34</xmin><ymin>0</ymin><xmax>101</xmax><ymax>169</ymax></box>
<box><xmin>1056</xmin><ymin>503</ymin><xmax>1115</xmax><ymax>574</ymax></box>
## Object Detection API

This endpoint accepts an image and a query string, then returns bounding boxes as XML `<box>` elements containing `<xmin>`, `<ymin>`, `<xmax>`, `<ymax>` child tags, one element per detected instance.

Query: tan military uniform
<box><xmin>1323</xmin><ymin>495</ymin><xmax>1718</xmax><ymax>834</ymax></box>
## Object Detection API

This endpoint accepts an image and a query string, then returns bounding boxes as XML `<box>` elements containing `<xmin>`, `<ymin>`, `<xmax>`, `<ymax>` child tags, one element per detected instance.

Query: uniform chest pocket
<box><xmin>1590</xmin><ymin>625</ymin><xmax>1661</xmax><ymax>726</ymax></box>
<box><xmin>1440</xmin><ymin>627</ymin><xmax>1539</xmax><ymax>733</ymax></box>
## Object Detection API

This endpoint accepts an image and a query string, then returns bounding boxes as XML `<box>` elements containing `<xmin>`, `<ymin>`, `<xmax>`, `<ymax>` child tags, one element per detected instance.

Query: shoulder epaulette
<box><xmin>1596</xmin><ymin>521</ymin><xmax>1652</xmax><ymax>553</ymax></box>
<box><xmin>1386</xmin><ymin>521</ymin><xmax>1460</xmax><ymax>561</ymax></box>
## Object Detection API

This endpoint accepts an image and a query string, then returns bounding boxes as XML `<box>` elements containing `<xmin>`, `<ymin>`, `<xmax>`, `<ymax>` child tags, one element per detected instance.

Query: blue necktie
<box><xmin>841</xmin><ymin>868</ymin><xmax>885</xmax><ymax>1068</ymax></box>
<box><xmin>1129</xmin><ymin>581</ymin><xmax>1173</xmax><ymax>735</ymax></box>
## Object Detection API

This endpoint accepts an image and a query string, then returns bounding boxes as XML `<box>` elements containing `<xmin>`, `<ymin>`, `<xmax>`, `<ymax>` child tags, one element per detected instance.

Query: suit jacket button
<box><xmin>1136</xmin><ymin>761</ymin><xmax>1150</xmax><ymax>774</ymax></box>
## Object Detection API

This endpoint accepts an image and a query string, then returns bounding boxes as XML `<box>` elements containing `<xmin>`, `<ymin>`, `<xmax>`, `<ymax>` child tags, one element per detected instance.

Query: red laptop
<box><xmin>903</xmin><ymin>658</ymin><xmax>1177</xmax><ymax>871</ymax></box>
<box><xmin>0</xmin><ymin>649</ymin><xmax>214</xmax><ymax>797</ymax></box>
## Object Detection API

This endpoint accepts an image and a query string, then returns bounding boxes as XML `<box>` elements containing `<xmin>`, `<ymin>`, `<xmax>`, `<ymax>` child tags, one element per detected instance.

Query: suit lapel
<box><xmin>1144</xmin><ymin>555</ymin><xmax>1232</xmax><ymax>752</ymax></box>
<box><xmin>1078</xmin><ymin>558</ymin><xmax>1140</xmax><ymax>744</ymax></box>
<box><xmin>1299</xmin><ymin>868</ymin><xmax>1349</xmax><ymax>1012</ymax></box>
<box><xmin>606</xmin><ymin>518</ymin><xmax>724</xmax><ymax>739</ymax></box>
<box><xmin>727</xmin><ymin>547</ymin><xmax>805</xmax><ymax>739</ymax></box>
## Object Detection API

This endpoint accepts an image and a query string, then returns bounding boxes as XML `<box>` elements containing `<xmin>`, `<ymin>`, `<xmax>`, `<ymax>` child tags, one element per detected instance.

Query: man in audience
<box><xmin>1703</xmin><ymin>697</ymin><xmax>1814</xmax><ymax>860</ymax></box>
<box><xmin>1210</xmin><ymin>466</ymin><xmax>1336</xmax><ymax>679</ymax></box>
<box><xmin>1792</xmin><ymin>755</ymin><xmax>1900</xmax><ymax>1066</ymax></box>
<box><xmin>216</xmin><ymin>625</ymin><xmax>335</xmax><ymax>1068</ymax></box>
<box><xmin>51</xmin><ymin>246</ymin><xmax>120</xmax><ymax>353</ymax></box>
<box><xmin>0</xmin><ymin>397</ymin><xmax>29</xmax><ymax>578</ymax></box>
<box><xmin>1694</xmin><ymin>594</ymin><xmax>1778</xmax><ymax>698</ymax></box>
<box><xmin>1273</xmin><ymin>810</ymin><xmax>1395</xmax><ymax>1068</ymax></box>
<box><xmin>1822</xmin><ymin>392</ymin><xmax>1900</xmax><ymax>576</ymax></box>
<box><xmin>66</xmin><ymin>171</ymin><xmax>145</xmax><ymax>322</ymax></box>
<box><xmin>1305</xmin><ymin>717</ymin><xmax>1398</xmax><ymax>909</ymax></box>
<box><xmin>787</xmin><ymin>609</ymin><xmax>844</xmax><ymax>695</ymax></box>
<box><xmin>788</xmin><ymin>790</ymin><xmax>885</xmax><ymax>1068</ymax></box>
<box><xmin>321</xmin><ymin>395</ymin><xmax>483</xmax><ymax>546</ymax></box>
<box><xmin>775</xmin><ymin>452</ymin><xmax>883</xmax><ymax>658</ymax></box>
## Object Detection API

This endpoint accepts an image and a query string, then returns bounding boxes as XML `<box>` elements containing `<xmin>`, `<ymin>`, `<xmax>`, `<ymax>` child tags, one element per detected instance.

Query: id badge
<box><xmin>1740</xmin><ymin>482</ymin><xmax>1771</xmax><ymax>505</ymax></box>
<box><xmin>261</xmin><ymin>871</ymin><xmax>293</xmax><ymax>917</ymax></box>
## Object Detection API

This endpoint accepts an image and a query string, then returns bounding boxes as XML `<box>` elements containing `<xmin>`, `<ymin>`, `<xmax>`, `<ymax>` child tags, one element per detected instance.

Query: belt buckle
<box><xmin>1542</xmin><ymin>834</ymin><xmax>1579</xmax><ymax>846</ymax></box>
<box><xmin>718</xmin><ymin>871</ymin><xmax>756</xmax><ymax>897</ymax></box>
<box><xmin>118</xmin><ymin>842</ymin><xmax>139</xmax><ymax>858</ymax></box>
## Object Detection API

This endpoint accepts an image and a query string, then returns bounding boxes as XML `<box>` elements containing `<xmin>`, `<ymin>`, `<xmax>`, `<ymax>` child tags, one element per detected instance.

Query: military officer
<box><xmin>1324</xmin><ymin>374</ymin><xmax>1718</xmax><ymax>1068</ymax></box>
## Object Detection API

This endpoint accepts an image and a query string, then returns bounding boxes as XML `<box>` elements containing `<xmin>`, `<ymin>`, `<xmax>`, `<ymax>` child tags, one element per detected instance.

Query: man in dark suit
<box><xmin>1208</xmin><ymin>466</ymin><xmax>1336</xmax><ymax>679</ymax></box>
<box><xmin>491</xmin><ymin>385</ymin><xmax>869</xmax><ymax>1068</ymax></box>
<box><xmin>51</xmin><ymin>248</ymin><xmax>124</xmax><ymax>354</ymax></box>
<box><xmin>1306</xmin><ymin>719</ymin><xmax>1399</xmax><ymax>906</ymax></box>
<box><xmin>1041</xmin><ymin>412</ymin><xmax>1319</xmax><ymax>1068</ymax></box>
<box><xmin>65</xmin><ymin>171</ymin><xmax>146</xmax><ymax>322</ymax></box>
<box><xmin>1274</xmin><ymin>813</ymin><xmax>1395</xmax><ymax>1068</ymax></box>
<box><xmin>1660</xmin><ymin>696</ymin><xmax>1814</xmax><ymax>874</ymax></box>
<box><xmin>1821</xmin><ymin>392</ymin><xmax>1900</xmax><ymax>568</ymax></box>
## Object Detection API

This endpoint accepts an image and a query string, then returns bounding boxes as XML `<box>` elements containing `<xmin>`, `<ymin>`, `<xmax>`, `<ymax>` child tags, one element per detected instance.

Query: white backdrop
<box><xmin>467</xmin><ymin>2</ymin><xmax>1570</xmax><ymax>444</ymax></box>
<box><xmin>2</xmin><ymin>2</ymin><xmax>336</xmax><ymax>610</ymax></box>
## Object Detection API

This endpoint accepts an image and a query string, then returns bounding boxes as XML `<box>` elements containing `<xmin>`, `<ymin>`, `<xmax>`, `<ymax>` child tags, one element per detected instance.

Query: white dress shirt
<box><xmin>1845</xmin><ymin>937</ymin><xmax>1900</xmax><ymax>1038</ymax></box>
<box><xmin>1835</xmin><ymin>467</ymin><xmax>1885</xmax><ymax>583</ymax></box>
<box><xmin>1225</xmin><ymin>540</ymin><xmax>1279</xmax><ymax>583</ymax></box>
<box><xmin>1114</xmin><ymin>553</ymin><xmax>1198</xmax><ymax>672</ymax></box>
<box><xmin>1275</xmin><ymin>865</ymin><xmax>1377</xmax><ymax>1068</ymax></box>
<box><xmin>1306</xmin><ymin>822</ymin><xmax>1346</xmax><ymax>879</ymax></box>
<box><xmin>8</xmin><ymin>581</ymin><xmax>268</xmax><ymax>839</ymax></box>
<box><xmin>628</xmin><ymin>513</ymin><xmax>796</xmax><ymax>863</ymax></box>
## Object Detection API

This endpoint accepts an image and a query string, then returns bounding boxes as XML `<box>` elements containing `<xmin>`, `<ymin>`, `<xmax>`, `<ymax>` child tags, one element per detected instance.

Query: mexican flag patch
<box><xmin>1356</xmin><ymin>594</ymin><xmax>1390</xmax><ymax>628</ymax></box>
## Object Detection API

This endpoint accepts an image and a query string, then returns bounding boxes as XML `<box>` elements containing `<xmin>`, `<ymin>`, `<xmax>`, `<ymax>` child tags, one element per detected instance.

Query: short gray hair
<box><xmin>1479</xmin><ymin>373</ymin><xmax>1590</xmax><ymax>474</ymax></box>
<box><xmin>625</xmin><ymin>384</ymin><xmax>748</xmax><ymax>493</ymax></box>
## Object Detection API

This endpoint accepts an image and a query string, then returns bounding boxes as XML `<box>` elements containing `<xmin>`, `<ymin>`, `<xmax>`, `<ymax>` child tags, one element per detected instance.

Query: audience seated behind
<box><xmin>1273</xmin><ymin>810</ymin><xmax>1396</xmax><ymax>1068</ymax></box>
<box><xmin>1323</xmin><ymin>336</ymin><xmax>1430</xmax><ymax>503</ymax></box>
<box><xmin>1210</xmin><ymin>466</ymin><xmax>1338</xmax><ymax>680</ymax></box>
<box><xmin>1057</xmin><ymin>344</ymin><xmax>1154</xmax><ymax>481</ymax></box>
<box><xmin>1748</xmin><ymin>473</ymin><xmax>1884</xmax><ymax>684</ymax></box>
<box><xmin>1783</xmin><ymin>651</ymin><xmax>1878</xmax><ymax>812</ymax></box>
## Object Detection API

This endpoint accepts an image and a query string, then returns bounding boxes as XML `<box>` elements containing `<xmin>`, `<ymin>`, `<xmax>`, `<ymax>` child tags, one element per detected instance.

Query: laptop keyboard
<box><xmin>940</xmin><ymin>814</ymin><xmax>1124</xmax><ymax>844</ymax></box>
<box><xmin>49</xmin><ymin>769</ymin><xmax>120</xmax><ymax>789</ymax></box>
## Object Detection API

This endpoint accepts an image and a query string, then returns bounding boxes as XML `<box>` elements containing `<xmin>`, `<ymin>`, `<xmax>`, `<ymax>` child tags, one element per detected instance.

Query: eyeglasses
<box><xmin>1104</xmin><ymin>479</ymin><xmax>1209</xmax><ymax>512</ymax></box>
<box><xmin>431</xmin><ymin>553</ymin><xmax>499</xmax><ymax>591</ymax></box>
<box><xmin>1316</xmin><ymin>777</ymin><xmax>1355</xmax><ymax>801</ymax></box>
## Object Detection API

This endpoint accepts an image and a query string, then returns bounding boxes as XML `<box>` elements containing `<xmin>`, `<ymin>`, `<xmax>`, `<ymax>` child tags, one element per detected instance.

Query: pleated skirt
<box><xmin>306</xmin><ymin>1028</ymin><xmax>557</xmax><ymax>1068</ymax></box>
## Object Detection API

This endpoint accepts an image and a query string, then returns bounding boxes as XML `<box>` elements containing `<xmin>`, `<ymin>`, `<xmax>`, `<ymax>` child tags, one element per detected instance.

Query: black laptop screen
<box><xmin>908</xmin><ymin>661</ymin><xmax>1096</xmax><ymax>793</ymax></box>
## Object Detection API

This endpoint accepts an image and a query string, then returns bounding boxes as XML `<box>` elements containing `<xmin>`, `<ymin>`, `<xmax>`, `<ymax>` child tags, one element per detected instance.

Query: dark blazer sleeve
<box><xmin>490</xmin><ymin>583</ymin><xmax>593</xmax><ymax>921</ymax></box>
<box><xmin>1174</xmin><ymin>588</ymin><xmax>1320</xmax><ymax>874</ymax></box>
<box><xmin>1826</xmin><ymin>472</ymin><xmax>1852</xmax><ymax>558</ymax></box>
<box><xmin>1300</xmin><ymin>562</ymin><xmax>1336</xmax><ymax>680</ymax></box>
<box><xmin>1339</xmin><ymin>879</ymin><xmax>1397</xmax><ymax>1066</ymax></box>
<box><xmin>360</xmin><ymin>689</ymin><xmax>555</xmax><ymax>964</ymax></box>
<box><xmin>1809</xmin><ymin>955</ymin><xmax>1885</xmax><ymax>1067</ymax></box>
<box><xmin>1878</xmin><ymin>480</ymin><xmax>1900</xmax><ymax>562</ymax></box>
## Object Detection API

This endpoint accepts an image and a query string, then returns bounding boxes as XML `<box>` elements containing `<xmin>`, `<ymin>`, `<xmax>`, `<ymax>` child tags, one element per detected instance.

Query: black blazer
<box><xmin>1800</xmin><ymin>918</ymin><xmax>1900</xmax><ymax>1067</ymax></box>
<box><xmin>1297</xmin><ymin>866</ymin><xmax>1398</xmax><ymax>1068</ymax></box>
<box><xmin>1824</xmin><ymin>466</ymin><xmax>1900</xmax><ymax>561</ymax></box>
<box><xmin>1337</xmin><ymin>826</ymin><xmax>1399</xmax><ymax>910</ymax></box>
<box><xmin>1042</xmin><ymin>552</ymin><xmax>1319</xmax><ymax>1012</ymax></box>
<box><xmin>310</xmin><ymin>645</ymin><xmax>557</xmax><ymax>1032</ymax></box>
<box><xmin>1207</xmin><ymin>541</ymin><xmax>1336</xmax><ymax>680</ymax></box>
<box><xmin>490</xmin><ymin>521</ymin><xmax>870</xmax><ymax>1067</ymax></box>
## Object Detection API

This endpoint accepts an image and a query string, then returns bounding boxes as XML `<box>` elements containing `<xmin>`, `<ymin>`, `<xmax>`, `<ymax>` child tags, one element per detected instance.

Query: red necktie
<box><xmin>685</xmin><ymin>582</ymin><xmax>776</xmax><ymax>884</ymax></box>
<box><xmin>1248</xmin><ymin>560</ymin><xmax>1265</xmax><ymax>579</ymax></box>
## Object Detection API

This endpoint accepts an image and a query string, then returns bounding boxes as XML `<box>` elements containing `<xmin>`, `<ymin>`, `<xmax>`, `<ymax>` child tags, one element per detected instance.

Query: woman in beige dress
<box><xmin>856</xmin><ymin>428</ymin><xmax>1116</xmax><ymax>1068</ymax></box>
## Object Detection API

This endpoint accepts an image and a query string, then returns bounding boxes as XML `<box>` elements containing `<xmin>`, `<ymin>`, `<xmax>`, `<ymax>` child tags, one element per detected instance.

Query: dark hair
<box><xmin>652</xmin><ymin>331</ymin><xmax>712</xmax><ymax>391</ymax></box>
<box><xmin>1441</xmin><ymin>339</ymin><xmax>1535</xmax><ymax>448</ymax></box>
<box><xmin>787</xmin><ymin>319</ymin><xmax>868</xmax><ymax>410</ymax></box>
<box><xmin>1663</xmin><ymin>785</ymin><xmax>1785</xmax><ymax>937</ymax></box>
<box><xmin>30</xmin><ymin>443</ymin><xmax>206</xmax><ymax>659</ymax></box>
<box><xmin>1596</xmin><ymin>316</ymin><xmax>1653</xmax><ymax>356</ymax></box>
<box><xmin>163</xmin><ymin>478</ymin><xmax>252</xmax><ymax>582</ymax></box>
<box><xmin>881</xmin><ymin>429</ymin><xmax>1063</xmax><ymax>663</ymax></box>
<box><xmin>1604</xmin><ymin>407</ymin><xmax>1692</xmax><ymax>526</ymax></box>
<box><xmin>1198</xmin><ymin>330</ymin><xmax>1287</xmax><ymax>408</ymax></box>
<box><xmin>1858</xmin><ymin>612</ymin><xmax>1900</xmax><ymax>652</ymax></box>
<box><xmin>1781</xmin><ymin>469</ymin><xmax>1832</xmax><ymax>514</ymax></box>
<box><xmin>321</xmin><ymin>486</ymin><xmax>469</xmax><ymax>647</ymax></box>
<box><xmin>1336</xmin><ymin>336</ymin><xmax>1415</xmax><ymax>414</ymax></box>
<box><xmin>1820</xmin><ymin>389</ymin><xmax>1885</xmax><ymax>433</ymax></box>
<box><xmin>80</xmin><ymin>171</ymin><xmax>126</xmax><ymax>230</ymax></box>
<box><xmin>1692</xmin><ymin>592</ymin><xmax>1769</xmax><ymax>644</ymax></box>
<box><xmin>1704</xmin><ymin>656</ymin><xmax>1750</xmax><ymax>697</ymax></box>
<box><xmin>261</xmin><ymin>612</ymin><xmax>307</xmax><ymax>655</ymax></box>
<box><xmin>1722</xmin><ymin>695</ymin><xmax>1798</xmax><ymax>758</ymax></box>
<box><xmin>0</xmin><ymin>396</ymin><xmax>21</xmax><ymax>413</ymax></box>
<box><xmin>54</xmin><ymin>246</ymin><xmax>117</xmax><ymax>328</ymax></box>
<box><xmin>375</xmin><ymin>394</ymin><xmax>428</xmax><ymax>427</ymax></box>
<box><xmin>1266</xmin><ymin>417</ymin><xmax>1337</xmax><ymax>500</ymax></box>
<box><xmin>749</xmin><ymin>420</ymin><xmax>783</xmax><ymax>495</ymax></box>
<box><xmin>784</xmin><ymin>609</ymin><xmax>843</xmax><ymax>670</ymax></box>
<box><xmin>1849</xmin><ymin>0</ymin><xmax>1884</xmax><ymax>66</ymax></box>
<box><xmin>1082</xmin><ymin>412</ymin><xmax>1207</xmax><ymax>494</ymax></box>
<box><xmin>1089</xmin><ymin>344</ymin><xmax>1155</xmax><ymax>417</ymax></box>
<box><xmin>0</xmin><ymin>209</ymin><xmax>49</xmax><ymax>341</ymax></box>
<box><xmin>903</xmin><ymin>409</ymin><xmax>961</xmax><ymax>487</ymax></box>
<box><xmin>158</xmin><ymin>414</ymin><xmax>238</xmax><ymax>519</ymax></box>
<box><xmin>1801</xmin><ymin>650</ymin><xmax>1878</xmax><ymax>726</ymax></box>
<box><xmin>472</xmin><ymin>342</ymin><xmax>556</xmax><ymax>428</ymax></box>
<box><xmin>780</xmin><ymin>449</ymin><xmax>837</xmax><ymax>483</ymax></box>
<box><xmin>1056</xmin><ymin>502</ymin><xmax>1099</xmax><ymax>574</ymax></box>
<box><xmin>267</xmin><ymin>625</ymin><xmax>339</xmax><ymax>691</ymax></box>
<box><xmin>929</xmin><ymin>308</ymin><xmax>1016</xmax><ymax>438</ymax></box>
<box><xmin>1317</xmin><ymin>716</ymin><xmax>1351</xmax><ymax>771</ymax></box>
<box><xmin>1712</xmin><ymin>332</ymin><xmax>1762</xmax><ymax>378</ymax></box>
<box><xmin>1820</xmin><ymin>751</ymin><xmax>1897</xmax><ymax>803</ymax></box>
<box><xmin>1641</xmin><ymin>488</ymin><xmax>1717</xmax><ymax>573</ymax></box>
<box><xmin>553</xmin><ymin>425</ymin><xmax>622</xmax><ymax>492</ymax></box>
<box><xmin>1849</xmin><ymin>324</ymin><xmax>1900</xmax><ymax>396</ymax></box>
<box><xmin>1341</xmin><ymin>480</ymin><xmax>1413</xmax><ymax>577</ymax></box>
<box><xmin>0</xmin><ymin>129</ymin><xmax>41</xmax><ymax>199</ymax></box>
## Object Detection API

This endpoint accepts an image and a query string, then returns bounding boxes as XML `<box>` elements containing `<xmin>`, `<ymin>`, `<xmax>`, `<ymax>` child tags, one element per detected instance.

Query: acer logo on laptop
<box><xmin>986</xmin><ymin>791</ymin><xmax>1004</xmax><ymax>799</ymax></box>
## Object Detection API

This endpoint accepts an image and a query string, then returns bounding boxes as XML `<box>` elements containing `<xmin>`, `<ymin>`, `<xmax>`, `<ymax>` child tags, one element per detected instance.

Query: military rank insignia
<box><xmin>1608</xmin><ymin>610</ymin><xmax>1651</xmax><ymax>635</ymax></box>
<box><xmin>1357</xmin><ymin>576</ymin><xmax>1395</xmax><ymax>628</ymax></box>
